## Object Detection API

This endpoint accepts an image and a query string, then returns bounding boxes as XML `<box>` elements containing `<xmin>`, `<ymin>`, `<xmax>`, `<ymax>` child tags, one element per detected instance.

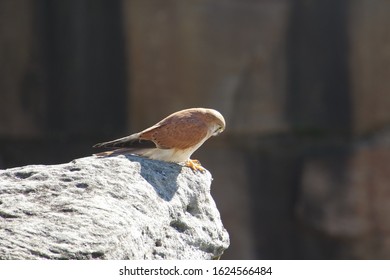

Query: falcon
<box><xmin>93</xmin><ymin>108</ymin><xmax>225</xmax><ymax>171</ymax></box>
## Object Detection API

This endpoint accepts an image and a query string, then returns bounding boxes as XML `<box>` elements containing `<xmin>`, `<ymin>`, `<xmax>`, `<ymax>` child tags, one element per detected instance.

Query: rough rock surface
<box><xmin>0</xmin><ymin>155</ymin><xmax>229</xmax><ymax>260</ymax></box>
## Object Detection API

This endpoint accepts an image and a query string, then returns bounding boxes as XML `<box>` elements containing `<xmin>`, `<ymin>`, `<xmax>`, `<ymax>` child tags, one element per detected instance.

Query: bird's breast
<box><xmin>144</xmin><ymin>146</ymin><xmax>199</xmax><ymax>163</ymax></box>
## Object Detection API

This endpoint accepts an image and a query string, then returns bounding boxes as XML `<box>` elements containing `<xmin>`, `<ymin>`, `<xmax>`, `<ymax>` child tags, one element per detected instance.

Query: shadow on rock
<box><xmin>124</xmin><ymin>154</ymin><xmax>182</xmax><ymax>201</ymax></box>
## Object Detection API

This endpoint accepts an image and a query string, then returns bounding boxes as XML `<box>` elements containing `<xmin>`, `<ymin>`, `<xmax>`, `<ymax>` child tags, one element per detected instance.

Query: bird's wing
<box><xmin>93</xmin><ymin>111</ymin><xmax>209</xmax><ymax>150</ymax></box>
<box><xmin>140</xmin><ymin>120</ymin><xmax>209</xmax><ymax>150</ymax></box>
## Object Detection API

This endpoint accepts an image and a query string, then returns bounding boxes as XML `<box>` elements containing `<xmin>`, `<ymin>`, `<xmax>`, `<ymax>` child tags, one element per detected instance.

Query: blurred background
<box><xmin>1</xmin><ymin>0</ymin><xmax>390</xmax><ymax>259</ymax></box>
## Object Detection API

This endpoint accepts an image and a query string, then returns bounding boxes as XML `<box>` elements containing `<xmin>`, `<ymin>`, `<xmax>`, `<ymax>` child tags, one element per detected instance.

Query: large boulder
<box><xmin>0</xmin><ymin>155</ymin><xmax>229</xmax><ymax>259</ymax></box>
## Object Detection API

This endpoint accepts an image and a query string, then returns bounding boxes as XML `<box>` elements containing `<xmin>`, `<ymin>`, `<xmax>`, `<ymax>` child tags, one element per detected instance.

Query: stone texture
<box><xmin>0</xmin><ymin>155</ymin><xmax>229</xmax><ymax>260</ymax></box>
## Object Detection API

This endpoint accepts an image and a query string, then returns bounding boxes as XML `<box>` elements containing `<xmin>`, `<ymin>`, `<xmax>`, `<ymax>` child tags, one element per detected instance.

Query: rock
<box><xmin>0</xmin><ymin>155</ymin><xmax>229</xmax><ymax>260</ymax></box>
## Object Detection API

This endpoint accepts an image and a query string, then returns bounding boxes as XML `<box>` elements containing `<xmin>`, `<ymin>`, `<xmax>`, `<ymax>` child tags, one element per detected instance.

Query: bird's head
<box><xmin>206</xmin><ymin>109</ymin><xmax>226</xmax><ymax>136</ymax></box>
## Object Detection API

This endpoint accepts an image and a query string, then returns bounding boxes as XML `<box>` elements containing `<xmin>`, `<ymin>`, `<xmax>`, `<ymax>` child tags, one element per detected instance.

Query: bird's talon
<box><xmin>185</xmin><ymin>159</ymin><xmax>205</xmax><ymax>172</ymax></box>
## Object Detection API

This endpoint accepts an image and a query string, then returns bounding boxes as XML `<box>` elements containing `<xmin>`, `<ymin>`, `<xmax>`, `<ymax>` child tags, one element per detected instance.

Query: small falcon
<box><xmin>93</xmin><ymin>108</ymin><xmax>225</xmax><ymax>171</ymax></box>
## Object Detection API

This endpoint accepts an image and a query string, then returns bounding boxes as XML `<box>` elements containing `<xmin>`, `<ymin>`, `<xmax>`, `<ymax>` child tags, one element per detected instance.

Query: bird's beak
<box><xmin>213</xmin><ymin>128</ymin><xmax>224</xmax><ymax>136</ymax></box>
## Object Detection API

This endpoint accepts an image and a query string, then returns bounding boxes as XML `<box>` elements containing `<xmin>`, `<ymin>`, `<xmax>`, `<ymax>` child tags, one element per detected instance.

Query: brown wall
<box><xmin>1</xmin><ymin>0</ymin><xmax>390</xmax><ymax>259</ymax></box>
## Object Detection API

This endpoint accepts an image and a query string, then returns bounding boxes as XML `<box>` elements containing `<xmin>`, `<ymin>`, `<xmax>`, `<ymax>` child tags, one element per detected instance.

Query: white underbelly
<box><xmin>143</xmin><ymin>148</ymin><xmax>194</xmax><ymax>162</ymax></box>
<box><xmin>145</xmin><ymin>138</ymin><xmax>208</xmax><ymax>162</ymax></box>
<box><xmin>138</xmin><ymin>136</ymin><xmax>209</xmax><ymax>163</ymax></box>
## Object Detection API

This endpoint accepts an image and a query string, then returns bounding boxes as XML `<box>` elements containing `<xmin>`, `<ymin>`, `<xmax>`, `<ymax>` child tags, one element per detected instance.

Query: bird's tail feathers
<box><xmin>93</xmin><ymin>148</ymin><xmax>155</xmax><ymax>158</ymax></box>
<box><xmin>93</xmin><ymin>133</ymin><xmax>141</xmax><ymax>148</ymax></box>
